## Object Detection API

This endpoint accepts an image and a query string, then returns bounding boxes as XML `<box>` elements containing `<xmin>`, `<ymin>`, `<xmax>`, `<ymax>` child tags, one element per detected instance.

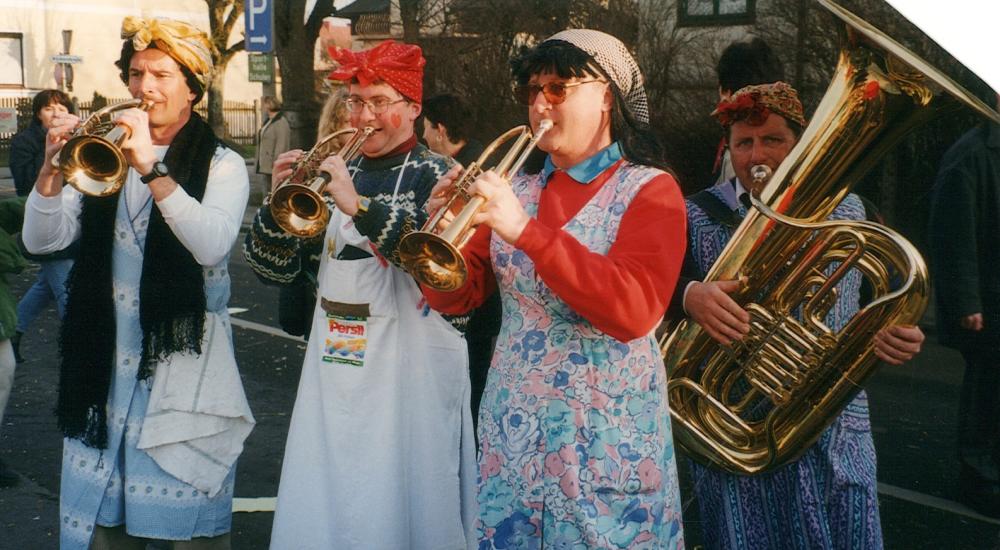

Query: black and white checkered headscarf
<box><xmin>544</xmin><ymin>29</ymin><xmax>650</xmax><ymax>124</ymax></box>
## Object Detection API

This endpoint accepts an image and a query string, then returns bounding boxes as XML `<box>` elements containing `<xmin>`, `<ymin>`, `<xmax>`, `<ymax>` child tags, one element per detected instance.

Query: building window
<box><xmin>678</xmin><ymin>0</ymin><xmax>755</xmax><ymax>26</ymax></box>
<box><xmin>0</xmin><ymin>33</ymin><xmax>24</xmax><ymax>87</ymax></box>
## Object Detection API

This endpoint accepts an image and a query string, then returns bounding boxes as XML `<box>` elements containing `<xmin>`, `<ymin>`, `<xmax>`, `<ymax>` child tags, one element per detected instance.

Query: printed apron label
<box><xmin>321</xmin><ymin>298</ymin><xmax>371</xmax><ymax>367</ymax></box>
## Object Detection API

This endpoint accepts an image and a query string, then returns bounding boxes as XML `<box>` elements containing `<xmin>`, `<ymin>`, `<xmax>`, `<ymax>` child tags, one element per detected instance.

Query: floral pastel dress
<box><xmin>476</xmin><ymin>163</ymin><xmax>685</xmax><ymax>549</ymax></box>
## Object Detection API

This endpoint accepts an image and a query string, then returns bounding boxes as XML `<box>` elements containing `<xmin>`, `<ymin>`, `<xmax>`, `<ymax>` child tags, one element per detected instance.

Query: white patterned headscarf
<box><xmin>544</xmin><ymin>29</ymin><xmax>650</xmax><ymax>124</ymax></box>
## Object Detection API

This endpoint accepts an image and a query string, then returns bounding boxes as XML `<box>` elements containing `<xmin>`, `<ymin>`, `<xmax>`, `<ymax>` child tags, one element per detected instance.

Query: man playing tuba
<box><xmin>669</xmin><ymin>81</ymin><xmax>924</xmax><ymax>549</ymax></box>
<box><xmin>23</xmin><ymin>17</ymin><xmax>251</xmax><ymax>549</ymax></box>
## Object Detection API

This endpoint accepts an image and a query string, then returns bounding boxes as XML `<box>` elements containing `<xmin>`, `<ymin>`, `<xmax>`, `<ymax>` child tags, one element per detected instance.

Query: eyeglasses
<box><xmin>512</xmin><ymin>80</ymin><xmax>607</xmax><ymax>105</ymax></box>
<box><xmin>344</xmin><ymin>97</ymin><xmax>407</xmax><ymax>115</ymax></box>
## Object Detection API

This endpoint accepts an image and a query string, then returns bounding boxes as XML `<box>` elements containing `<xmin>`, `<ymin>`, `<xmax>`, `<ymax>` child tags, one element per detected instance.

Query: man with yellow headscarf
<box><xmin>22</xmin><ymin>17</ymin><xmax>251</xmax><ymax>550</ymax></box>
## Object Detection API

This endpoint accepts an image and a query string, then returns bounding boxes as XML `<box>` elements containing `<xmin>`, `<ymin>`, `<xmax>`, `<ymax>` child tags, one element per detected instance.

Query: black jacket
<box><xmin>9</xmin><ymin>121</ymin><xmax>46</xmax><ymax>197</ymax></box>
<box><xmin>929</xmin><ymin>122</ymin><xmax>1000</xmax><ymax>350</ymax></box>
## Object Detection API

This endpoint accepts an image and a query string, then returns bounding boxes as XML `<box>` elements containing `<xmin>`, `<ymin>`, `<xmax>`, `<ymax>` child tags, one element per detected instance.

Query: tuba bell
<box><xmin>662</xmin><ymin>0</ymin><xmax>1000</xmax><ymax>475</ymax></box>
<box><xmin>270</xmin><ymin>127</ymin><xmax>374</xmax><ymax>238</ymax></box>
<box><xmin>53</xmin><ymin>98</ymin><xmax>154</xmax><ymax>197</ymax></box>
<box><xmin>398</xmin><ymin>119</ymin><xmax>552</xmax><ymax>291</ymax></box>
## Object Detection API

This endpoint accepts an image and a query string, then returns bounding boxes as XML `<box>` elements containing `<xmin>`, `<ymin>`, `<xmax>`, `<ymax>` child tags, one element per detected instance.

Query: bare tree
<box><xmin>396</xmin><ymin>0</ymin><xmax>451</xmax><ymax>42</ymax></box>
<box><xmin>274</xmin><ymin>0</ymin><xmax>335</xmax><ymax>149</ymax></box>
<box><xmin>205</xmin><ymin>0</ymin><xmax>246</xmax><ymax>138</ymax></box>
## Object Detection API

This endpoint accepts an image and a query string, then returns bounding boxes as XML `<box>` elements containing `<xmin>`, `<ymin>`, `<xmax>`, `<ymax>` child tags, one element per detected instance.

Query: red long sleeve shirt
<box><xmin>422</xmin><ymin>160</ymin><xmax>687</xmax><ymax>342</ymax></box>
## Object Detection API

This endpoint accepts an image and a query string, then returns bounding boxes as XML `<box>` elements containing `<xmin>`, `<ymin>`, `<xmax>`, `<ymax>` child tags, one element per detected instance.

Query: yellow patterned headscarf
<box><xmin>120</xmin><ymin>16</ymin><xmax>213</xmax><ymax>89</ymax></box>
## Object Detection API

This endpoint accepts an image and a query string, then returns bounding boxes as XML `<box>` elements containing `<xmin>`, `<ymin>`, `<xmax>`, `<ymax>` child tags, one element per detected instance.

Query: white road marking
<box><xmin>878</xmin><ymin>482</ymin><xmax>1000</xmax><ymax>525</ymax></box>
<box><xmin>233</xmin><ymin>497</ymin><xmax>277</xmax><ymax>513</ymax></box>
<box><xmin>229</xmin><ymin>316</ymin><xmax>305</xmax><ymax>342</ymax></box>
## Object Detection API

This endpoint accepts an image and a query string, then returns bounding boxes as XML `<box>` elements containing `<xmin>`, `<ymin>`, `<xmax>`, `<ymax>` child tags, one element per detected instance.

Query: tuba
<box><xmin>662</xmin><ymin>0</ymin><xmax>1000</xmax><ymax>475</ymax></box>
<box><xmin>53</xmin><ymin>98</ymin><xmax>154</xmax><ymax>197</ymax></box>
<box><xmin>270</xmin><ymin>127</ymin><xmax>374</xmax><ymax>238</ymax></box>
<box><xmin>398</xmin><ymin>119</ymin><xmax>552</xmax><ymax>291</ymax></box>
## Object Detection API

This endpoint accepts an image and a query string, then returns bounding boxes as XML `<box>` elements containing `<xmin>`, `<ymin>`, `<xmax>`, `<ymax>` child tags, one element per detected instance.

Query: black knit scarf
<box><xmin>57</xmin><ymin>113</ymin><xmax>218</xmax><ymax>448</ymax></box>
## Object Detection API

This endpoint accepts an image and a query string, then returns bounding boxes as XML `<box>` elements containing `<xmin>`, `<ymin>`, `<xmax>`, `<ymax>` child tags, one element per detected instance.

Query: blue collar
<box><xmin>542</xmin><ymin>142</ymin><xmax>622</xmax><ymax>186</ymax></box>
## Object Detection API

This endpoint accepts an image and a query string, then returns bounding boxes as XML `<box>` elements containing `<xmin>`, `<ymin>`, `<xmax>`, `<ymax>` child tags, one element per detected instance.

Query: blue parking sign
<box><xmin>245</xmin><ymin>0</ymin><xmax>273</xmax><ymax>53</ymax></box>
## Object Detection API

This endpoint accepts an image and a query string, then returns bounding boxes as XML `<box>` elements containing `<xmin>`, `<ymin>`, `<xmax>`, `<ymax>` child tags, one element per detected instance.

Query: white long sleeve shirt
<box><xmin>24</xmin><ymin>145</ymin><xmax>249</xmax><ymax>266</ymax></box>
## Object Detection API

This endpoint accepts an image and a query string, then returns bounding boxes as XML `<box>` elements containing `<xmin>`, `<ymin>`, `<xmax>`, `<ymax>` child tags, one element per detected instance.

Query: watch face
<box><xmin>154</xmin><ymin>162</ymin><xmax>169</xmax><ymax>176</ymax></box>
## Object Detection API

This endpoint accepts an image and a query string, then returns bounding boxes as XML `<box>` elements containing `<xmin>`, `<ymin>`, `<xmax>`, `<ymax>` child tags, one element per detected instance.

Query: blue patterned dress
<box><xmin>56</xmin><ymin>157</ymin><xmax>242</xmax><ymax>548</ymax></box>
<box><xmin>476</xmin><ymin>163</ymin><xmax>685</xmax><ymax>549</ymax></box>
<box><xmin>685</xmin><ymin>180</ymin><xmax>882</xmax><ymax>550</ymax></box>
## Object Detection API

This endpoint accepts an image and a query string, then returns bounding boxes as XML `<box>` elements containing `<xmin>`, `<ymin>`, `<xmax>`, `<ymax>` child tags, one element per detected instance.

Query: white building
<box><xmin>0</xmin><ymin>0</ymin><xmax>262</xmax><ymax>102</ymax></box>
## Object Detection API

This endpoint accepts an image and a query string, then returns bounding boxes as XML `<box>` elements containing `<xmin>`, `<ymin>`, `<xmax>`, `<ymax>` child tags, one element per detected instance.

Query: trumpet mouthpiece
<box><xmin>537</xmin><ymin>119</ymin><xmax>554</xmax><ymax>132</ymax></box>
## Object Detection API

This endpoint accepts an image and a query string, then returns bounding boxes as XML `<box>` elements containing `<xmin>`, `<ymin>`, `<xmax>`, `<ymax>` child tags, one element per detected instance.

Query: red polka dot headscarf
<box><xmin>327</xmin><ymin>40</ymin><xmax>426</xmax><ymax>103</ymax></box>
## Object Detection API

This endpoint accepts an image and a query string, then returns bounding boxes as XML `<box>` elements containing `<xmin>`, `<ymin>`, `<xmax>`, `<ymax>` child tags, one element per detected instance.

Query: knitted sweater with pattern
<box><xmin>244</xmin><ymin>142</ymin><xmax>469</xmax><ymax>331</ymax></box>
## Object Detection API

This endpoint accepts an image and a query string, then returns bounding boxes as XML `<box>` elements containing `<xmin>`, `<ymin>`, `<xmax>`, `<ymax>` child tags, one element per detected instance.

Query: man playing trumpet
<box><xmin>244</xmin><ymin>40</ymin><xmax>477</xmax><ymax>549</ymax></box>
<box><xmin>22</xmin><ymin>17</ymin><xmax>250</xmax><ymax>549</ymax></box>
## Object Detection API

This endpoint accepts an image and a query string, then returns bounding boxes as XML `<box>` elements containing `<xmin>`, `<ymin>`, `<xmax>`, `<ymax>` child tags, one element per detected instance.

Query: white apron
<box><xmin>270</xmin><ymin>160</ymin><xmax>477</xmax><ymax>550</ymax></box>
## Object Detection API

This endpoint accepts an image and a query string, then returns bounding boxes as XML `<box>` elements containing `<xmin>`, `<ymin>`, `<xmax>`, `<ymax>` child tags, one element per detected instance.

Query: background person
<box><xmin>422</xmin><ymin>29</ymin><xmax>687</xmax><ymax>548</ymax></box>
<box><xmin>254</xmin><ymin>95</ymin><xmax>290</xmax><ymax>200</ymax></box>
<box><xmin>0</xmin><ymin>197</ymin><xmax>28</xmax><ymax>488</ymax></box>
<box><xmin>22</xmin><ymin>17</ymin><xmax>250</xmax><ymax>549</ymax></box>
<box><xmin>422</xmin><ymin>93</ymin><xmax>485</xmax><ymax>166</ymax></box>
<box><xmin>929</xmin><ymin>93</ymin><xmax>1000</xmax><ymax>518</ymax></box>
<box><xmin>271</xmin><ymin>88</ymin><xmax>352</xmax><ymax>339</ymax></box>
<box><xmin>421</xmin><ymin>92</ymin><xmax>498</xmax><ymax>426</ymax></box>
<box><xmin>8</xmin><ymin>89</ymin><xmax>79</xmax><ymax>363</ymax></box>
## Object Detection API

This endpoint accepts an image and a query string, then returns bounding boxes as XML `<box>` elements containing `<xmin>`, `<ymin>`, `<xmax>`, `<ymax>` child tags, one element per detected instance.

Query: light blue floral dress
<box><xmin>58</xmin><ymin>180</ymin><xmax>237</xmax><ymax>549</ymax></box>
<box><xmin>476</xmin><ymin>163</ymin><xmax>685</xmax><ymax>549</ymax></box>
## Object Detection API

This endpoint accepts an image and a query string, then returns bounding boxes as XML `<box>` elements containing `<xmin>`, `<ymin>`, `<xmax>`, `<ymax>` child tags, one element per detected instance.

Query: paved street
<box><xmin>0</xmin><ymin>175</ymin><xmax>998</xmax><ymax>549</ymax></box>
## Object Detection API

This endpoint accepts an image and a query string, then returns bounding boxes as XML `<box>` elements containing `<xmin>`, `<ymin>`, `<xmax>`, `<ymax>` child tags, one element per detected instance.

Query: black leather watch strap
<box><xmin>140</xmin><ymin>161</ymin><xmax>169</xmax><ymax>184</ymax></box>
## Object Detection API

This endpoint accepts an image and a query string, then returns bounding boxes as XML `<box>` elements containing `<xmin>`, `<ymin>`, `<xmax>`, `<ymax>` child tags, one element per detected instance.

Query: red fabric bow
<box><xmin>328</xmin><ymin>40</ymin><xmax>426</xmax><ymax>103</ymax></box>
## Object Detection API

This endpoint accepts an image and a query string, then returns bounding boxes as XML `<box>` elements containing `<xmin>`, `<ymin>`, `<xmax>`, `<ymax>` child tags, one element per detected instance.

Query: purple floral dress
<box><xmin>476</xmin><ymin>163</ymin><xmax>685</xmax><ymax>549</ymax></box>
<box><xmin>685</xmin><ymin>182</ymin><xmax>882</xmax><ymax>550</ymax></box>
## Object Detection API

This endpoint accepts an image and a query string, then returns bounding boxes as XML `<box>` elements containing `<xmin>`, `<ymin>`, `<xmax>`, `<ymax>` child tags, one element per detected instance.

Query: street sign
<box><xmin>245</xmin><ymin>0</ymin><xmax>273</xmax><ymax>53</ymax></box>
<box><xmin>50</xmin><ymin>54</ymin><xmax>82</xmax><ymax>64</ymax></box>
<box><xmin>0</xmin><ymin>108</ymin><xmax>17</xmax><ymax>134</ymax></box>
<box><xmin>248</xmin><ymin>53</ymin><xmax>274</xmax><ymax>83</ymax></box>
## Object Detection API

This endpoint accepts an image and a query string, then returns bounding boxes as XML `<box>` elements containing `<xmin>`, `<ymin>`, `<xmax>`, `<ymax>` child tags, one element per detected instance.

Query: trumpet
<box><xmin>398</xmin><ymin>119</ymin><xmax>552</xmax><ymax>291</ymax></box>
<box><xmin>53</xmin><ymin>98</ymin><xmax>154</xmax><ymax>197</ymax></box>
<box><xmin>270</xmin><ymin>127</ymin><xmax>374</xmax><ymax>238</ymax></box>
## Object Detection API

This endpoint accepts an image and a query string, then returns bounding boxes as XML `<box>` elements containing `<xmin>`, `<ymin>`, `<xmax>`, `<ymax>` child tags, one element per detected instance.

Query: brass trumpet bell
<box><xmin>270</xmin><ymin>127</ymin><xmax>374</xmax><ymax>238</ymax></box>
<box><xmin>54</xmin><ymin>98</ymin><xmax>153</xmax><ymax>197</ymax></box>
<box><xmin>399</xmin><ymin>120</ymin><xmax>552</xmax><ymax>291</ymax></box>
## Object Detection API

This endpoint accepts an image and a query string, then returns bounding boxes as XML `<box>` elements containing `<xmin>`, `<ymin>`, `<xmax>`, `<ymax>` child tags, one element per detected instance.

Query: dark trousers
<box><xmin>467</xmin><ymin>292</ymin><xmax>501</xmax><ymax>430</ymax></box>
<box><xmin>958</xmin><ymin>348</ymin><xmax>1000</xmax><ymax>483</ymax></box>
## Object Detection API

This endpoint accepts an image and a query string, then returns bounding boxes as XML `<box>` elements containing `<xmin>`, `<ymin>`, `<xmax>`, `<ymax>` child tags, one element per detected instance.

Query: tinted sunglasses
<box><xmin>512</xmin><ymin>79</ymin><xmax>607</xmax><ymax>105</ymax></box>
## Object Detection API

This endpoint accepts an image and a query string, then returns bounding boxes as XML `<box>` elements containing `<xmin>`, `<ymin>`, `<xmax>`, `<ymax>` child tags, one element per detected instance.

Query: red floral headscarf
<box><xmin>712</xmin><ymin>81</ymin><xmax>806</xmax><ymax>129</ymax></box>
<box><xmin>327</xmin><ymin>40</ymin><xmax>425</xmax><ymax>103</ymax></box>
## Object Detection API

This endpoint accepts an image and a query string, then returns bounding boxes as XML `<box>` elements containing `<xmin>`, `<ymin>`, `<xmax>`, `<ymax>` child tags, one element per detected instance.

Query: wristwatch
<box><xmin>356</xmin><ymin>195</ymin><xmax>372</xmax><ymax>216</ymax></box>
<box><xmin>140</xmin><ymin>161</ymin><xmax>169</xmax><ymax>184</ymax></box>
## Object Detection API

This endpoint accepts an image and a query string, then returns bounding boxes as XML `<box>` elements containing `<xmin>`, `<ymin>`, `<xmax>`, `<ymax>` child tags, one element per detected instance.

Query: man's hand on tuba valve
<box><xmin>683</xmin><ymin>279</ymin><xmax>751</xmax><ymax>346</ymax></box>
